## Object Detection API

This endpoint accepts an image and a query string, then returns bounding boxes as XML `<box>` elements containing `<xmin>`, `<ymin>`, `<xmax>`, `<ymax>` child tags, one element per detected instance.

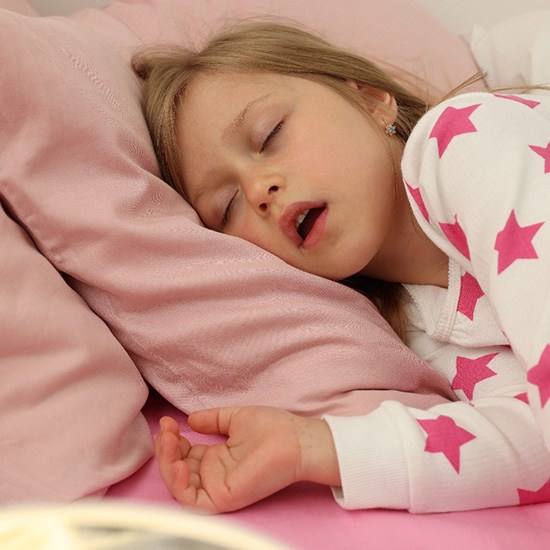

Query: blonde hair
<box><xmin>134</xmin><ymin>22</ymin><xmax>429</xmax><ymax>192</ymax></box>
<box><xmin>132</xmin><ymin>22</ymin><xmax>437</xmax><ymax>339</ymax></box>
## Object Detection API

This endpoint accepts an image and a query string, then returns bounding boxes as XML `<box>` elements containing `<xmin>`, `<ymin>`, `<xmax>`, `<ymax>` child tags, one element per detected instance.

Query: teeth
<box><xmin>295</xmin><ymin>210</ymin><xmax>309</xmax><ymax>230</ymax></box>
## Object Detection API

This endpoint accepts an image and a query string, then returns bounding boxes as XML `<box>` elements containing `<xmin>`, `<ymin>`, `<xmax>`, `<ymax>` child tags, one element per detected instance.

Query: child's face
<box><xmin>176</xmin><ymin>71</ymin><xmax>403</xmax><ymax>280</ymax></box>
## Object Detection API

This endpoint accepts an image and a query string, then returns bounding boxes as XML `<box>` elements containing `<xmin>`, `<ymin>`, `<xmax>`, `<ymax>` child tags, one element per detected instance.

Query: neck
<box><xmin>359</xmin><ymin>187</ymin><xmax>449</xmax><ymax>288</ymax></box>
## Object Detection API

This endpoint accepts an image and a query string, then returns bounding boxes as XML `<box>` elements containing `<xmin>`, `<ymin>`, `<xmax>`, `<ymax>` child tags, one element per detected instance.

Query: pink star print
<box><xmin>457</xmin><ymin>272</ymin><xmax>484</xmax><ymax>320</ymax></box>
<box><xmin>405</xmin><ymin>182</ymin><xmax>429</xmax><ymax>221</ymax></box>
<box><xmin>440</xmin><ymin>216</ymin><xmax>470</xmax><ymax>260</ymax></box>
<box><xmin>494</xmin><ymin>94</ymin><xmax>541</xmax><ymax>109</ymax></box>
<box><xmin>417</xmin><ymin>416</ymin><xmax>476</xmax><ymax>473</ymax></box>
<box><xmin>452</xmin><ymin>353</ymin><xmax>498</xmax><ymax>400</ymax></box>
<box><xmin>494</xmin><ymin>210</ymin><xmax>544</xmax><ymax>274</ymax></box>
<box><xmin>514</xmin><ymin>392</ymin><xmax>529</xmax><ymax>404</ymax></box>
<box><xmin>529</xmin><ymin>141</ymin><xmax>550</xmax><ymax>173</ymax></box>
<box><xmin>527</xmin><ymin>345</ymin><xmax>550</xmax><ymax>408</ymax></box>
<box><xmin>429</xmin><ymin>104</ymin><xmax>480</xmax><ymax>157</ymax></box>
<box><xmin>518</xmin><ymin>478</ymin><xmax>550</xmax><ymax>505</ymax></box>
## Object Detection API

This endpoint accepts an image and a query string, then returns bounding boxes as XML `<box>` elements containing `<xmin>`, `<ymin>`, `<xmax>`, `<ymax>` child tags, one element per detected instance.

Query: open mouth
<box><xmin>280</xmin><ymin>201</ymin><xmax>328</xmax><ymax>248</ymax></box>
<box><xmin>295</xmin><ymin>207</ymin><xmax>326</xmax><ymax>240</ymax></box>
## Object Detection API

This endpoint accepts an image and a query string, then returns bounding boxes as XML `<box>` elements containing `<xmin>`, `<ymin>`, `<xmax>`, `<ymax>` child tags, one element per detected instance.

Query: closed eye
<box><xmin>221</xmin><ymin>192</ymin><xmax>237</xmax><ymax>228</ymax></box>
<box><xmin>260</xmin><ymin>120</ymin><xmax>284</xmax><ymax>153</ymax></box>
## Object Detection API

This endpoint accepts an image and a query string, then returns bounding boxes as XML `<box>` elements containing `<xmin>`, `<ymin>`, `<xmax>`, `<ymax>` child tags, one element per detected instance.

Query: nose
<box><xmin>242</xmin><ymin>173</ymin><xmax>281</xmax><ymax>214</ymax></box>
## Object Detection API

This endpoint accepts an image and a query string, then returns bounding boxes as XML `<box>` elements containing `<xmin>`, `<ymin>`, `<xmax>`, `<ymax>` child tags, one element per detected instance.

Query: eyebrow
<box><xmin>222</xmin><ymin>93</ymin><xmax>273</xmax><ymax>142</ymax></box>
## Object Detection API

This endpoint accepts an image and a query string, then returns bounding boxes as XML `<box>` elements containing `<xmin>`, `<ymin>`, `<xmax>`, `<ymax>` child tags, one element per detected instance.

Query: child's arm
<box><xmin>324</xmin><ymin>342</ymin><xmax>550</xmax><ymax>512</ymax></box>
<box><xmin>158</xmin><ymin>341</ymin><xmax>550</xmax><ymax>514</ymax></box>
<box><xmin>402</xmin><ymin>90</ymin><xmax>550</xmax><ymax>451</ymax></box>
<box><xmin>155</xmin><ymin>407</ymin><xmax>340</xmax><ymax>513</ymax></box>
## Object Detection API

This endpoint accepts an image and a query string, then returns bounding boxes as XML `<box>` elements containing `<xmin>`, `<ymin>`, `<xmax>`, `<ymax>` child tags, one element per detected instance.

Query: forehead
<box><xmin>177</xmin><ymin>72</ymin><xmax>261</xmax><ymax>147</ymax></box>
<box><xmin>176</xmin><ymin>70</ymin><xmax>353</xmax><ymax>147</ymax></box>
<box><xmin>175</xmin><ymin>72</ymin><xmax>273</xmax><ymax>190</ymax></box>
<box><xmin>180</xmin><ymin>71</ymin><xmax>290</xmax><ymax>124</ymax></box>
<box><xmin>177</xmin><ymin>71</ymin><xmax>309</xmax><ymax>161</ymax></box>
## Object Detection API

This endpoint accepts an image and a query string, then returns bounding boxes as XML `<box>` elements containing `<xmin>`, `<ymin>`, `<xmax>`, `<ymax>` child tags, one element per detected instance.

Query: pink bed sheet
<box><xmin>106</xmin><ymin>392</ymin><xmax>550</xmax><ymax>550</ymax></box>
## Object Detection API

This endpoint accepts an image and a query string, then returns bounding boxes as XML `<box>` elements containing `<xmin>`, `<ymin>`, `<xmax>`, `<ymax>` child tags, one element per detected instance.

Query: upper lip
<box><xmin>279</xmin><ymin>201</ymin><xmax>326</xmax><ymax>245</ymax></box>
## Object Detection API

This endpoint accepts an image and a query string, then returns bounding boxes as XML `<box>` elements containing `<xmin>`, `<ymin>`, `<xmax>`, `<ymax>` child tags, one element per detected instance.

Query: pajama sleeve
<box><xmin>325</xmin><ymin>338</ymin><xmax>550</xmax><ymax>512</ymax></box>
<box><xmin>324</xmin><ymin>92</ymin><xmax>550</xmax><ymax>513</ymax></box>
<box><xmin>401</xmin><ymin>91</ymin><xmax>550</xmax><ymax>450</ymax></box>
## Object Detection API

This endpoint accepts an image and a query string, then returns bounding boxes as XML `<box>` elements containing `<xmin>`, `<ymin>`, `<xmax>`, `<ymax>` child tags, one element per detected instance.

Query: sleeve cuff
<box><xmin>324</xmin><ymin>404</ymin><xmax>411</xmax><ymax>510</ymax></box>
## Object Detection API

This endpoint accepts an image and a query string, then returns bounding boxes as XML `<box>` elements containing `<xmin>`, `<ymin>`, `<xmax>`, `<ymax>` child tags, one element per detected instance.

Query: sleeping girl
<box><xmin>133</xmin><ymin>22</ymin><xmax>550</xmax><ymax>513</ymax></box>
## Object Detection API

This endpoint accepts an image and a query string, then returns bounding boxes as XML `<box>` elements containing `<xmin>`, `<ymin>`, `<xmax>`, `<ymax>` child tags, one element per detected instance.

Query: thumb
<box><xmin>188</xmin><ymin>407</ymin><xmax>241</xmax><ymax>435</ymax></box>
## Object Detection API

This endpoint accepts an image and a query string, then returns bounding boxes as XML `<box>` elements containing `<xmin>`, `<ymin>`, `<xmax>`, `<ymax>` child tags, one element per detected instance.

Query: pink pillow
<box><xmin>0</xmin><ymin>203</ymin><xmax>152</xmax><ymax>503</ymax></box>
<box><xmin>1</xmin><ymin>2</ymin><xmax>456</xmax><ymax>434</ymax></box>
<box><xmin>0</xmin><ymin>74</ymin><xmax>151</xmax><ymax>507</ymax></box>
<box><xmin>0</xmin><ymin>8</ymin><xmax>153</xmax><ymax>504</ymax></box>
<box><xmin>70</xmin><ymin>0</ymin><xmax>487</xmax><ymax>103</ymax></box>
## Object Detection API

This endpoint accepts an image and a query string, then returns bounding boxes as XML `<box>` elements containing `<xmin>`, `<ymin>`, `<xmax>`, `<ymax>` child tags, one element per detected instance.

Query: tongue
<box><xmin>298</xmin><ymin>207</ymin><xmax>324</xmax><ymax>239</ymax></box>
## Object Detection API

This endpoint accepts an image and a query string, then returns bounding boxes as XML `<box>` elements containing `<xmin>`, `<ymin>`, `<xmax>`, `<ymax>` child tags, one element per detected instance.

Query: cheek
<box><xmin>287</xmin><ymin>134</ymin><xmax>351</xmax><ymax>186</ymax></box>
<box><xmin>232</xmin><ymin>221</ymin><xmax>294</xmax><ymax>265</ymax></box>
<box><xmin>227</xmin><ymin>217</ymin><xmax>268</xmax><ymax>250</ymax></box>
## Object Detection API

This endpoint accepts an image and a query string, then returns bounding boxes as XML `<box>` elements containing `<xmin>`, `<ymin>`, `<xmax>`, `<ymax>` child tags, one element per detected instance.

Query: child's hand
<box><xmin>155</xmin><ymin>406</ymin><xmax>340</xmax><ymax>513</ymax></box>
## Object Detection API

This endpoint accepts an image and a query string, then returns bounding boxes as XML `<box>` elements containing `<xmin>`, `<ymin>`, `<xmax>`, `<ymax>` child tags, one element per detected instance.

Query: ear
<box><xmin>346</xmin><ymin>80</ymin><xmax>398</xmax><ymax>127</ymax></box>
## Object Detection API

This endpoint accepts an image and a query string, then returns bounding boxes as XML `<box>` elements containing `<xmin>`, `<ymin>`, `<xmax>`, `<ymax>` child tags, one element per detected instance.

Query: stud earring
<box><xmin>385</xmin><ymin>122</ymin><xmax>397</xmax><ymax>137</ymax></box>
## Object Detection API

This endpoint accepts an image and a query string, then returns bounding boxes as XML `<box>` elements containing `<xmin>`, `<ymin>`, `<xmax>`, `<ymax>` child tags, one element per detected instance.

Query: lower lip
<box><xmin>301</xmin><ymin>207</ymin><xmax>328</xmax><ymax>250</ymax></box>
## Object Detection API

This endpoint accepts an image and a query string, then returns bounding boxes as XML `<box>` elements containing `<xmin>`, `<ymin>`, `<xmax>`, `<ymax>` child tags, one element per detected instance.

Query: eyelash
<box><xmin>222</xmin><ymin>193</ymin><xmax>236</xmax><ymax>228</ymax></box>
<box><xmin>260</xmin><ymin>120</ymin><xmax>284</xmax><ymax>153</ymax></box>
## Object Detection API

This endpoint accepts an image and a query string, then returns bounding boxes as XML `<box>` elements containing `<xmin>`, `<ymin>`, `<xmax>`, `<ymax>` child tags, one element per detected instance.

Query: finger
<box><xmin>156</xmin><ymin>430</ymin><xmax>190</xmax><ymax>465</ymax></box>
<box><xmin>158</xmin><ymin>442</ymin><xmax>187</xmax><ymax>494</ymax></box>
<box><xmin>156</xmin><ymin>431</ymin><xmax>177</xmax><ymax>465</ymax></box>
<box><xmin>157</xmin><ymin>439</ymin><xmax>204</xmax><ymax>503</ymax></box>
<box><xmin>170</xmin><ymin>444</ymin><xmax>244</xmax><ymax>514</ymax></box>
<box><xmin>188</xmin><ymin>407</ymin><xmax>241</xmax><ymax>435</ymax></box>
<box><xmin>159</xmin><ymin>416</ymin><xmax>180</xmax><ymax>435</ymax></box>
<box><xmin>161</xmin><ymin>442</ymin><xmax>207</xmax><ymax>482</ymax></box>
<box><xmin>155</xmin><ymin>417</ymin><xmax>175</xmax><ymax>455</ymax></box>
<box><xmin>161</xmin><ymin>459</ymin><xmax>194</xmax><ymax>504</ymax></box>
<box><xmin>186</xmin><ymin>444</ymin><xmax>208</xmax><ymax>462</ymax></box>
<box><xmin>155</xmin><ymin>426</ymin><xmax>221</xmax><ymax>512</ymax></box>
<box><xmin>176</xmin><ymin>435</ymin><xmax>192</xmax><ymax>458</ymax></box>
<box><xmin>157</xmin><ymin>417</ymin><xmax>191</xmax><ymax>458</ymax></box>
<box><xmin>162</xmin><ymin>454</ymin><xmax>217</xmax><ymax>513</ymax></box>
<box><xmin>179</xmin><ymin>445</ymin><xmax>207</xmax><ymax>482</ymax></box>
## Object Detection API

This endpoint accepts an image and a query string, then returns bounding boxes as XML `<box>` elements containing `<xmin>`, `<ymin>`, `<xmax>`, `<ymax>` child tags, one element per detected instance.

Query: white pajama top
<box><xmin>324</xmin><ymin>91</ymin><xmax>550</xmax><ymax>512</ymax></box>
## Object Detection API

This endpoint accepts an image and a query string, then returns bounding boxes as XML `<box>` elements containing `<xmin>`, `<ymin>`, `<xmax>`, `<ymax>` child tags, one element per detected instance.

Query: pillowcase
<box><xmin>0</xmin><ymin>11</ymin><xmax>153</xmax><ymax>502</ymax></box>
<box><xmin>70</xmin><ymin>0</ymin><xmax>487</xmax><ymax>103</ymax></box>
<box><xmin>1</xmin><ymin>1</ymin><xmax>457</xmax><ymax>431</ymax></box>
<box><xmin>0</xmin><ymin>6</ymin><xmax>152</xmax><ymax>504</ymax></box>
<box><xmin>0</xmin><ymin>201</ymin><xmax>152</xmax><ymax>503</ymax></box>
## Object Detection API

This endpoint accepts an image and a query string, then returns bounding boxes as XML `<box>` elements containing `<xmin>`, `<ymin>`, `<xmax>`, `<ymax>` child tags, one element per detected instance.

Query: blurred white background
<box><xmin>413</xmin><ymin>0</ymin><xmax>549</xmax><ymax>33</ymax></box>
